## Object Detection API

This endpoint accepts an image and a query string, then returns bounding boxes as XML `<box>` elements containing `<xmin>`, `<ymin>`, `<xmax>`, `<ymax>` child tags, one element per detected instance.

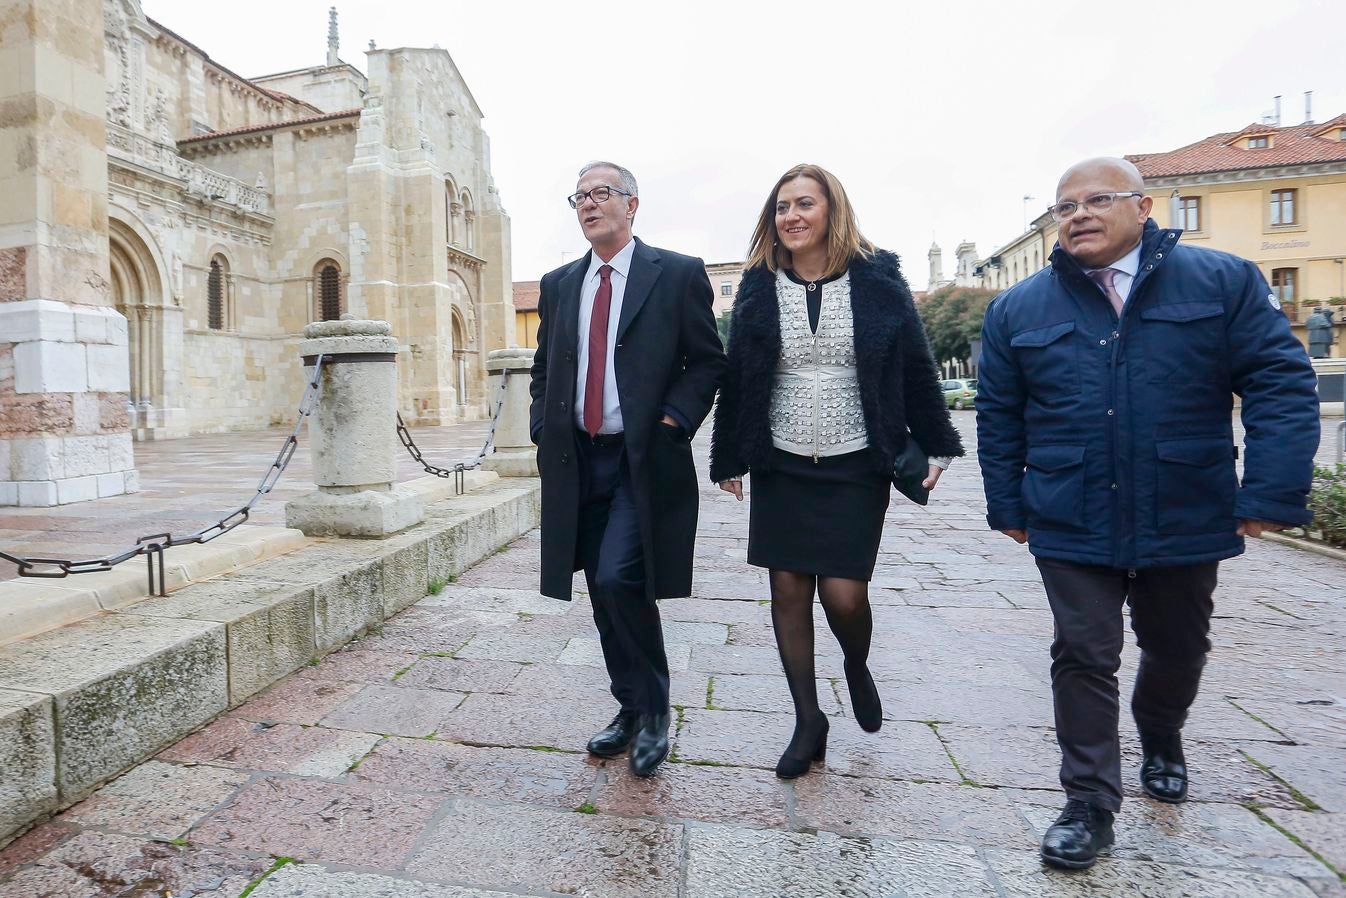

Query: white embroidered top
<box><xmin>769</xmin><ymin>270</ymin><xmax>869</xmax><ymax>459</ymax></box>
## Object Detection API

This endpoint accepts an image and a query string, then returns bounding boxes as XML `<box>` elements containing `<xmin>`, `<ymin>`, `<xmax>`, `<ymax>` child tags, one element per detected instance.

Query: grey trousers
<box><xmin>1036</xmin><ymin>557</ymin><xmax>1218</xmax><ymax>812</ymax></box>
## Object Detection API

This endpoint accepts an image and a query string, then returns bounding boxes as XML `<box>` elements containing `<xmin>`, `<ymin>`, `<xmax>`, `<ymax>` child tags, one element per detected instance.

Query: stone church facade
<box><xmin>98</xmin><ymin>1</ymin><xmax>513</xmax><ymax>440</ymax></box>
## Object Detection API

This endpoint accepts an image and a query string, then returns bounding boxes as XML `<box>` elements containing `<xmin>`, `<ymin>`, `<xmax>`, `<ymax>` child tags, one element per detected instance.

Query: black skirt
<box><xmin>747</xmin><ymin>447</ymin><xmax>891</xmax><ymax>581</ymax></box>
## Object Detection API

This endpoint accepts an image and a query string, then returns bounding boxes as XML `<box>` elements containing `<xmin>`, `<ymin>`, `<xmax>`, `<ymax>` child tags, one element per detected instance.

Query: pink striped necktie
<box><xmin>1088</xmin><ymin>267</ymin><xmax>1125</xmax><ymax>317</ymax></box>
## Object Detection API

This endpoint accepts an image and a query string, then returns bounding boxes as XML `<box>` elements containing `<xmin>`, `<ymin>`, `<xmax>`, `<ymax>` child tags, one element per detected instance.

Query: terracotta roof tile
<box><xmin>1129</xmin><ymin>115</ymin><xmax>1346</xmax><ymax>178</ymax></box>
<box><xmin>513</xmin><ymin>281</ymin><xmax>540</xmax><ymax>312</ymax></box>
<box><xmin>178</xmin><ymin>109</ymin><xmax>362</xmax><ymax>144</ymax></box>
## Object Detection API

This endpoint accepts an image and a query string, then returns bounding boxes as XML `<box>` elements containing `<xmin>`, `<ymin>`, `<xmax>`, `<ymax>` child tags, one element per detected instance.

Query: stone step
<box><xmin>0</xmin><ymin>475</ymin><xmax>540</xmax><ymax>846</ymax></box>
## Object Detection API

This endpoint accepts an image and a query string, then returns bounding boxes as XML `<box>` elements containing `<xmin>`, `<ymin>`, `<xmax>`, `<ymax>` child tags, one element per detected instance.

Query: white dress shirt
<box><xmin>574</xmin><ymin>238</ymin><xmax>636</xmax><ymax>434</ymax></box>
<box><xmin>1086</xmin><ymin>241</ymin><xmax>1142</xmax><ymax>304</ymax></box>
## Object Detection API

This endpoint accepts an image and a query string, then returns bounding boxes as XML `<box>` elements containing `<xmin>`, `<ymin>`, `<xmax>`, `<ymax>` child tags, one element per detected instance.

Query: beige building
<box><xmin>706</xmin><ymin>261</ymin><xmax>745</xmax><ymax>318</ymax></box>
<box><xmin>5</xmin><ymin>0</ymin><xmax>513</xmax><ymax>476</ymax></box>
<box><xmin>964</xmin><ymin>112</ymin><xmax>1346</xmax><ymax>357</ymax></box>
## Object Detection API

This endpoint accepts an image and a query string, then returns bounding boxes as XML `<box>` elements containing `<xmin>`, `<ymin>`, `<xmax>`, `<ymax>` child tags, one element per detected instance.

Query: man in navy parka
<box><xmin>976</xmin><ymin>157</ymin><xmax>1319</xmax><ymax>870</ymax></box>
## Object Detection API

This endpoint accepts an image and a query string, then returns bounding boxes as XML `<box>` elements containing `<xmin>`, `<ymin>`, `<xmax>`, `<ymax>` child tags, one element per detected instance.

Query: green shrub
<box><xmin>1309</xmin><ymin>463</ymin><xmax>1346</xmax><ymax>548</ymax></box>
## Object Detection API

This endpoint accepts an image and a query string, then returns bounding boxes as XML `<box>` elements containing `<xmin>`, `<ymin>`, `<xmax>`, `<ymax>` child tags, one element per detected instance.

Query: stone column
<box><xmin>284</xmin><ymin>320</ymin><xmax>424</xmax><ymax>537</ymax></box>
<box><xmin>0</xmin><ymin>0</ymin><xmax>138</xmax><ymax>507</ymax></box>
<box><xmin>480</xmin><ymin>347</ymin><xmax>538</xmax><ymax>477</ymax></box>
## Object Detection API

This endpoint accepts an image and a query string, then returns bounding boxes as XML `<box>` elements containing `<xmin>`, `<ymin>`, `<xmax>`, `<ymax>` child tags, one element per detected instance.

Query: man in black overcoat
<box><xmin>529</xmin><ymin>161</ymin><xmax>724</xmax><ymax>776</ymax></box>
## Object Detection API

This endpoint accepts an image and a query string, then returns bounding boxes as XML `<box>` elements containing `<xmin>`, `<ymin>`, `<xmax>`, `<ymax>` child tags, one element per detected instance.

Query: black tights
<box><xmin>769</xmin><ymin>570</ymin><xmax>874</xmax><ymax>735</ymax></box>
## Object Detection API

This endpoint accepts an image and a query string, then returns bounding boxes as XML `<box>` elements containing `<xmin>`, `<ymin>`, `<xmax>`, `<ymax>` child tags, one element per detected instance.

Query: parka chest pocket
<box><xmin>1139</xmin><ymin>302</ymin><xmax>1225</xmax><ymax>383</ymax></box>
<box><xmin>1010</xmin><ymin>321</ymin><xmax>1078</xmax><ymax>397</ymax></box>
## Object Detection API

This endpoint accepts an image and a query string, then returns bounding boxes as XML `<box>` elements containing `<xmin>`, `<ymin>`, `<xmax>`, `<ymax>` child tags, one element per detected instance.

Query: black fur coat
<box><xmin>709</xmin><ymin>250</ymin><xmax>964</xmax><ymax>483</ymax></box>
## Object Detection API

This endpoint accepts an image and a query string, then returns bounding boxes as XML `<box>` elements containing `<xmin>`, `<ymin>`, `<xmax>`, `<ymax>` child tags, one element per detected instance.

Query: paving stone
<box><xmin>709</xmin><ymin>673</ymin><xmax>842</xmax><ymax>715</ymax></box>
<box><xmin>688</xmin><ymin>644</ymin><xmax>786</xmax><ymax>676</ymax></box>
<box><xmin>0</xmin><ymin>830</ymin><xmax>270</xmax><ymax>898</ymax></box>
<box><xmin>0</xmin><ymin>821</ymin><xmax>75</xmax><ymax>879</ymax></box>
<box><xmin>437</xmin><ymin>692</ymin><xmax>617</xmax><ymax>751</ymax></box>
<box><xmin>934</xmin><ymin>725</ymin><xmax>1062</xmax><ymax>790</ymax></box>
<box><xmin>1266</xmin><ymin>808</ymin><xmax>1346</xmax><ymax>875</ymax></box>
<box><xmin>1120</xmin><ymin>740</ymin><xmax>1302</xmax><ymax>809</ymax></box>
<box><xmin>192</xmin><ymin>777</ymin><xmax>441</xmax><ymax>870</ymax></box>
<box><xmin>454</xmin><ymin>631</ymin><xmax>568</xmax><ymax>663</ymax></box>
<box><xmin>684</xmin><ymin>825</ymin><xmax>1000</xmax><ymax>897</ymax></box>
<box><xmin>348</xmin><ymin>738</ymin><xmax>598</xmax><ymax>809</ymax></box>
<box><xmin>305</xmin><ymin>644</ymin><xmax>420</xmax><ymax>684</ymax></box>
<box><xmin>507</xmin><ymin>662</ymin><xmax>710</xmax><ymax>711</ymax></box>
<box><xmin>864</xmin><ymin>683</ymin><xmax>1054</xmax><ymax>728</ymax></box>
<box><xmin>418</xmin><ymin>585</ymin><xmax>569</xmax><ymax>616</ymax></box>
<box><xmin>354</xmin><ymin>607</ymin><xmax>486</xmax><ymax>655</ymax></box>
<box><xmin>661</xmin><ymin>621</ymin><xmax>731</xmax><ymax>645</ymax></box>
<box><xmin>249</xmin><ymin>863</ymin><xmax>521</xmax><ymax>898</ymax></box>
<box><xmin>406</xmin><ymin>800</ymin><xmax>682</xmax><ymax>898</ymax></box>
<box><xmin>1235</xmin><ymin>698</ymin><xmax>1346</xmax><ymax>747</ymax></box>
<box><xmin>792</xmin><ymin>777</ymin><xmax>1036</xmax><ymax>847</ymax></box>
<box><xmin>597</xmin><ymin>761</ymin><xmax>789</xmax><ymax>826</ymax></box>
<box><xmin>1018</xmin><ymin>800</ymin><xmax>1328</xmax><ymax>878</ymax></box>
<box><xmin>658</xmin><ymin>597</ymin><xmax>766</xmax><ymax>625</ymax></box>
<box><xmin>394</xmin><ymin>658</ymin><xmax>523</xmax><ymax>693</ymax></box>
<box><xmin>557</xmin><ymin>636</ymin><xmax>693</xmax><ymax>671</ymax></box>
<box><xmin>320</xmin><ymin>684</ymin><xmax>465</xmax><ymax>737</ymax></box>
<box><xmin>61</xmin><ymin>761</ymin><xmax>248</xmax><ymax>839</ymax></box>
<box><xmin>229</xmin><ymin>671</ymin><xmax>364</xmax><ymax>725</ymax></box>
<box><xmin>983</xmin><ymin>847</ymin><xmax>1320</xmax><ymax>897</ymax></box>
<box><xmin>158</xmin><ymin>717</ymin><xmax>380</xmax><ymax>777</ymax></box>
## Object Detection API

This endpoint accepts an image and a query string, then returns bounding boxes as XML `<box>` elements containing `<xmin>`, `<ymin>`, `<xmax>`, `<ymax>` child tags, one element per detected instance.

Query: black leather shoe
<box><xmin>1040</xmin><ymin>800</ymin><xmax>1115</xmax><ymax>870</ymax></box>
<box><xmin>1140</xmin><ymin>732</ymin><xmax>1188</xmax><ymax>803</ymax></box>
<box><xmin>844</xmin><ymin>660</ymin><xmax>882</xmax><ymax>733</ymax></box>
<box><xmin>776</xmin><ymin>713</ymin><xmax>829</xmax><ymax>779</ymax></box>
<box><xmin>586</xmin><ymin>712</ymin><xmax>639</xmax><ymax>757</ymax></box>
<box><xmin>629</xmin><ymin>713</ymin><xmax>670</xmax><ymax>777</ymax></box>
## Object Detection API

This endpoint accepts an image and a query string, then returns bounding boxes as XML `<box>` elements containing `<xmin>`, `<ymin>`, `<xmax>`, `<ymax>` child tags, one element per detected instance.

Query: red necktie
<box><xmin>583</xmin><ymin>264</ymin><xmax>614</xmax><ymax>437</ymax></box>
<box><xmin>1089</xmin><ymin>267</ymin><xmax>1125</xmax><ymax>317</ymax></box>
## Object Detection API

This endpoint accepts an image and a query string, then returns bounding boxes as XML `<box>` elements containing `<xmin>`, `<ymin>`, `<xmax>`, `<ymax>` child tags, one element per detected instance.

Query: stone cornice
<box><xmin>1145</xmin><ymin>160</ymin><xmax>1346</xmax><ymax>188</ymax></box>
<box><xmin>448</xmin><ymin>246</ymin><xmax>486</xmax><ymax>271</ymax></box>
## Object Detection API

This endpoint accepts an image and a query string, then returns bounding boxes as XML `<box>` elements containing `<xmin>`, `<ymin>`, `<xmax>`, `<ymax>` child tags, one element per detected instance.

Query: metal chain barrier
<box><xmin>0</xmin><ymin>354</ymin><xmax>327</xmax><ymax>596</ymax></box>
<box><xmin>396</xmin><ymin>368</ymin><xmax>511</xmax><ymax>496</ymax></box>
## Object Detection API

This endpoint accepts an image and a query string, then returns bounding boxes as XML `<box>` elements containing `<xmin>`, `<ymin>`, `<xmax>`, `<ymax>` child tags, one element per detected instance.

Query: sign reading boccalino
<box><xmin>1262</xmin><ymin>239</ymin><xmax>1311</xmax><ymax>250</ymax></box>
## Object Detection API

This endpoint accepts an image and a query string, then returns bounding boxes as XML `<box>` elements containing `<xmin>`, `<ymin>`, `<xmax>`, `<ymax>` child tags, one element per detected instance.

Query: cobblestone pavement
<box><xmin>0</xmin><ymin>420</ymin><xmax>490</xmax><ymax>579</ymax></box>
<box><xmin>3</xmin><ymin>411</ymin><xmax>1345</xmax><ymax>897</ymax></box>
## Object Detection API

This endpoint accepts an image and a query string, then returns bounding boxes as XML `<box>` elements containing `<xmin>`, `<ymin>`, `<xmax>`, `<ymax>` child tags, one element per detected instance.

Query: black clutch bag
<box><xmin>891</xmin><ymin>435</ymin><xmax>930</xmax><ymax>506</ymax></box>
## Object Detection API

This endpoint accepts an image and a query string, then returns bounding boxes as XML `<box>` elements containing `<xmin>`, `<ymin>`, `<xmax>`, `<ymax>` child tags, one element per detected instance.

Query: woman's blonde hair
<box><xmin>744</xmin><ymin>163</ymin><xmax>875</xmax><ymax>277</ymax></box>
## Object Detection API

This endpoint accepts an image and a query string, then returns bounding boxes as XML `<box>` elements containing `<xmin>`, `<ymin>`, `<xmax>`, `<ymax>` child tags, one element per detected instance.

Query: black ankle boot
<box><xmin>1140</xmin><ymin>731</ymin><xmax>1188</xmax><ymax>803</ymax></box>
<box><xmin>776</xmin><ymin>714</ymin><xmax>829</xmax><ymax>779</ymax></box>
<box><xmin>844</xmin><ymin>660</ymin><xmax>882</xmax><ymax>732</ymax></box>
<box><xmin>1040</xmin><ymin>799</ymin><xmax>1115</xmax><ymax>870</ymax></box>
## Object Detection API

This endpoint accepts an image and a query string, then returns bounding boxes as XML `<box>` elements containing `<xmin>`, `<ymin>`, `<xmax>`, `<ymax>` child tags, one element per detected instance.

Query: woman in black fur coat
<box><xmin>709</xmin><ymin>164</ymin><xmax>964</xmax><ymax>778</ymax></box>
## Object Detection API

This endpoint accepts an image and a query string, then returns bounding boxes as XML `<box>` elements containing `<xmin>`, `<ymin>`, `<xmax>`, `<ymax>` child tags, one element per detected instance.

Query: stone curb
<box><xmin>1262</xmin><ymin>530</ymin><xmax>1346</xmax><ymax>563</ymax></box>
<box><xmin>0</xmin><ymin>525</ymin><xmax>312</xmax><ymax>647</ymax></box>
<box><xmin>0</xmin><ymin>476</ymin><xmax>540</xmax><ymax>846</ymax></box>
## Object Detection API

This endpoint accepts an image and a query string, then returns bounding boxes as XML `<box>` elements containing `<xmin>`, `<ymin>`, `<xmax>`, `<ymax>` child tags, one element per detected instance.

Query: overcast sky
<box><xmin>146</xmin><ymin>0</ymin><xmax>1345</xmax><ymax>284</ymax></box>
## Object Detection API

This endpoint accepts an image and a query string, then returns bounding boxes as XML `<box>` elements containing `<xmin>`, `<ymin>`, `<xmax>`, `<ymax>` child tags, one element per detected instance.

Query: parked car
<box><xmin>943</xmin><ymin>378</ymin><xmax>977</xmax><ymax>410</ymax></box>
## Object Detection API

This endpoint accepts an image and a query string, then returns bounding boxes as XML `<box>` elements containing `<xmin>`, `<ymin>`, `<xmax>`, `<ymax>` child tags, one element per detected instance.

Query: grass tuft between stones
<box><xmin>575</xmin><ymin>802</ymin><xmax>598</xmax><ymax>814</ymax></box>
<box><xmin>427</xmin><ymin>577</ymin><xmax>447</xmax><ymax>595</ymax></box>
<box><xmin>1246</xmin><ymin>803</ymin><xmax>1345</xmax><ymax>882</ymax></box>
<box><xmin>238</xmin><ymin>856</ymin><xmax>296</xmax><ymax>898</ymax></box>
<box><xmin>1241</xmin><ymin>750</ymin><xmax>1322</xmax><ymax>811</ymax></box>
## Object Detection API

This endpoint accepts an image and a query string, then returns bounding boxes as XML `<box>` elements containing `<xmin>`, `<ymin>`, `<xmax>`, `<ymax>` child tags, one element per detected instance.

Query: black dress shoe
<box><xmin>1040</xmin><ymin>800</ymin><xmax>1115</xmax><ymax>870</ymax></box>
<box><xmin>775</xmin><ymin>713</ymin><xmax>829</xmax><ymax>779</ymax></box>
<box><xmin>844</xmin><ymin>660</ymin><xmax>882</xmax><ymax>733</ymax></box>
<box><xmin>629</xmin><ymin>713</ymin><xmax>670</xmax><ymax>777</ymax></box>
<box><xmin>1140</xmin><ymin>732</ymin><xmax>1188</xmax><ymax>803</ymax></box>
<box><xmin>587</xmin><ymin>712</ymin><xmax>639</xmax><ymax>757</ymax></box>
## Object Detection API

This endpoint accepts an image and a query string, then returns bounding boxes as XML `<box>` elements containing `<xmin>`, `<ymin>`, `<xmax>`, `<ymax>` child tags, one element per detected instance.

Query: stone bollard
<box><xmin>284</xmin><ymin>319</ymin><xmax>425</xmax><ymax>537</ymax></box>
<box><xmin>480</xmin><ymin>347</ymin><xmax>539</xmax><ymax>477</ymax></box>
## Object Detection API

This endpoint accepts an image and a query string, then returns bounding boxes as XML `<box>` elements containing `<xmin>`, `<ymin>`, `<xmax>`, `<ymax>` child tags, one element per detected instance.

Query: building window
<box><xmin>207</xmin><ymin>259</ymin><xmax>224</xmax><ymax>330</ymax></box>
<box><xmin>318</xmin><ymin>264</ymin><xmax>342</xmax><ymax>321</ymax></box>
<box><xmin>1271</xmin><ymin>268</ymin><xmax>1297</xmax><ymax>310</ymax></box>
<box><xmin>1248</xmin><ymin>135</ymin><xmax>1270</xmax><ymax>149</ymax></box>
<box><xmin>720</xmin><ymin>281</ymin><xmax>733</xmax><ymax>296</ymax></box>
<box><xmin>1179</xmin><ymin>196</ymin><xmax>1201</xmax><ymax>231</ymax></box>
<box><xmin>1270</xmin><ymin>189</ymin><xmax>1297</xmax><ymax>226</ymax></box>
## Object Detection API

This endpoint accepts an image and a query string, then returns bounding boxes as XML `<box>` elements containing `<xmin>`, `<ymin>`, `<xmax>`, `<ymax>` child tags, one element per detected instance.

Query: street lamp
<box><xmin>1022</xmin><ymin>195</ymin><xmax>1035</xmax><ymax>232</ymax></box>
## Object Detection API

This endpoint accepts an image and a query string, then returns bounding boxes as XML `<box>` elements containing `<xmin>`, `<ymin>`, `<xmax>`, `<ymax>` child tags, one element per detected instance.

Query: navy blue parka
<box><xmin>976</xmin><ymin>219</ymin><xmax>1319</xmax><ymax>569</ymax></box>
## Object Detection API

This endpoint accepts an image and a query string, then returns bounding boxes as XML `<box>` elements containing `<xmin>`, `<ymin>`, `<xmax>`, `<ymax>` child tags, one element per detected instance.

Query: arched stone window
<box><xmin>460</xmin><ymin>189</ymin><xmax>475</xmax><ymax>252</ymax></box>
<box><xmin>446</xmin><ymin>180</ymin><xmax>460</xmax><ymax>246</ymax></box>
<box><xmin>207</xmin><ymin>254</ymin><xmax>230</xmax><ymax>330</ymax></box>
<box><xmin>316</xmin><ymin>260</ymin><xmax>343</xmax><ymax>321</ymax></box>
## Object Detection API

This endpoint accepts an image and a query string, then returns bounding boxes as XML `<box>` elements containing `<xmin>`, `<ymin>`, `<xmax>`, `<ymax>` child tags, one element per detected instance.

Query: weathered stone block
<box><xmin>285</xmin><ymin>486</ymin><xmax>423</xmax><ymax>538</ymax></box>
<box><xmin>313</xmin><ymin>558</ymin><xmax>384</xmax><ymax>653</ymax></box>
<box><xmin>0</xmin><ymin>580</ymin><xmax>103</xmax><ymax>646</ymax></box>
<box><xmin>0</xmin><ymin>689</ymin><xmax>57</xmax><ymax>845</ymax></box>
<box><xmin>0</xmin><ymin>300</ymin><xmax>74</xmax><ymax>344</ymax></box>
<box><xmin>85</xmin><ymin>343</ymin><xmax>129</xmax><ymax>392</ymax></box>
<box><xmin>95</xmin><ymin>470</ymin><xmax>124</xmax><ymax>497</ymax></box>
<box><xmin>130</xmin><ymin>578</ymin><xmax>317</xmax><ymax>706</ymax></box>
<box><xmin>380</xmin><ymin>538</ymin><xmax>428</xmax><ymax>617</ymax></box>
<box><xmin>61</xmin><ymin>434</ymin><xmax>109</xmax><ymax>477</ymax></box>
<box><xmin>17</xmin><ymin>480</ymin><xmax>57</xmax><ymax>506</ymax></box>
<box><xmin>13</xmin><ymin>340</ymin><xmax>86</xmax><ymax>393</ymax></box>
<box><xmin>10</xmin><ymin>435</ymin><xmax>63</xmax><ymax>480</ymax></box>
<box><xmin>54</xmin><ymin>473</ymin><xmax>97</xmax><ymax>504</ymax></box>
<box><xmin>0</xmin><ymin>614</ymin><xmax>228</xmax><ymax>801</ymax></box>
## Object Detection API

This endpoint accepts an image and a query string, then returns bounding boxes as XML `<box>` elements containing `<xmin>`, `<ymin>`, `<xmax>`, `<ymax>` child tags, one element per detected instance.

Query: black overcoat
<box><xmin>709</xmin><ymin>249</ymin><xmax>963</xmax><ymax>483</ymax></box>
<box><xmin>529</xmin><ymin>238</ymin><xmax>725</xmax><ymax>601</ymax></box>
